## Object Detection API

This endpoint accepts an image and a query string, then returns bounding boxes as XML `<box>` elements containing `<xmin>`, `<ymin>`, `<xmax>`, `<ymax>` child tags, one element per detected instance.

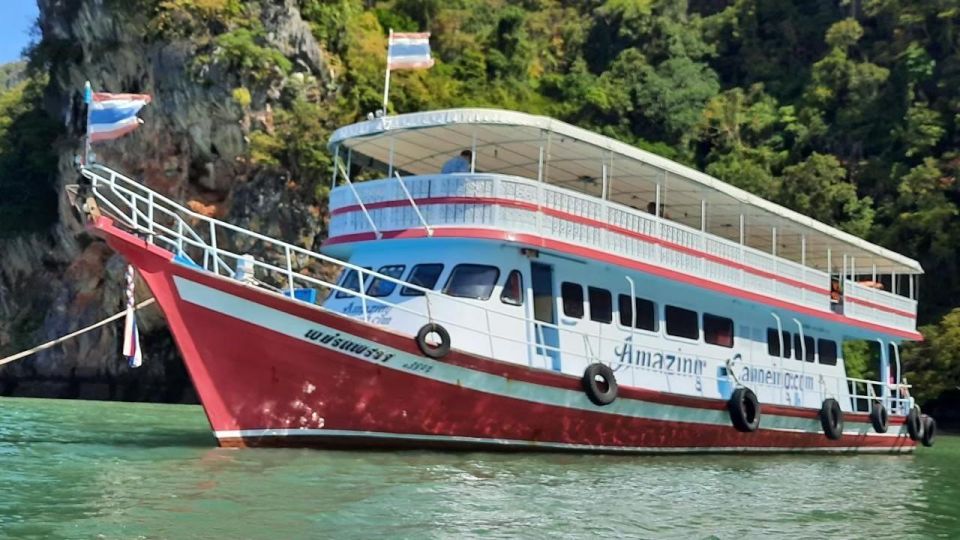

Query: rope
<box><xmin>0</xmin><ymin>298</ymin><xmax>156</xmax><ymax>367</ymax></box>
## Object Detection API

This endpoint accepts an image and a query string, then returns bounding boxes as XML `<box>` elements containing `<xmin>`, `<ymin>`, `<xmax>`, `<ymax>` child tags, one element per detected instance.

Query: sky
<box><xmin>0</xmin><ymin>1</ymin><xmax>38</xmax><ymax>64</ymax></box>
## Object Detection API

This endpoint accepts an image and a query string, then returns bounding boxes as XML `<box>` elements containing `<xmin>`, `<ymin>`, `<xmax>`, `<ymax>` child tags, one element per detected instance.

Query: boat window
<box><xmin>703</xmin><ymin>314</ymin><xmax>734</xmax><ymax>348</ymax></box>
<box><xmin>335</xmin><ymin>266</ymin><xmax>372</xmax><ymax>298</ymax></box>
<box><xmin>443</xmin><ymin>264</ymin><xmax>500</xmax><ymax>300</ymax></box>
<box><xmin>818</xmin><ymin>339</ymin><xmax>838</xmax><ymax>365</ymax></box>
<box><xmin>561</xmin><ymin>282</ymin><xmax>584</xmax><ymax>319</ymax></box>
<box><xmin>366</xmin><ymin>265</ymin><xmax>406</xmax><ymax>297</ymax></box>
<box><xmin>665</xmin><ymin>305</ymin><xmax>699</xmax><ymax>340</ymax></box>
<box><xmin>793</xmin><ymin>334</ymin><xmax>815</xmax><ymax>362</ymax></box>
<box><xmin>500</xmin><ymin>270</ymin><xmax>524</xmax><ymax>306</ymax></box>
<box><xmin>618</xmin><ymin>295</ymin><xmax>657</xmax><ymax>331</ymax></box>
<box><xmin>400</xmin><ymin>264</ymin><xmax>444</xmax><ymax>296</ymax></box>
<box><xmin>588</xmin><ymin>287</ymin><xmax>612</xmax><ymax>323</ymax></box>
<box><xmin>766</xmin><ymin>328</ymin><xmax>792</xmax><ymax>357</ymax></box>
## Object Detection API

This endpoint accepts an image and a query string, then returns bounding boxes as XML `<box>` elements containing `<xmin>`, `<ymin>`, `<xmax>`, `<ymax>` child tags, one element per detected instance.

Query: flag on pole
<box><xmin>387</xmin><ymin>32</ymin><xmax>435</xmax><ymax>70</ymax></box>
<box><xmin>84</xmin><ymin>83</ymin><xmax>152</xmax><ymax>143</ymax></box>
<box><xmin>382</xmin><ymin>31</ymin><xmax>433</xmax><ymax>114</ymax></box>
<box><xmin>121</xmin><ymin>265</ymin><xmax>143</xmax><ymax>368</ymax></box>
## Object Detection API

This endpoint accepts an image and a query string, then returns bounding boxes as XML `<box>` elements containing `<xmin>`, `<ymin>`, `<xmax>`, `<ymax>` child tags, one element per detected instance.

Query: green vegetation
<box><xmin>6</xmin><ymin>0</ymin><xmax>960</xmax><ymax>406</ymax></box>
<box><xmin>0</xmin><ymin>72</ymin><xmax>61</xmax><ymax>237</ymax></box>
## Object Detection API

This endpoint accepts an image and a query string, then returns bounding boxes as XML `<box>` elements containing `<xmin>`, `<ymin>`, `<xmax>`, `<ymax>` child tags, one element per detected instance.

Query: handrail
<box><xmin>331</xmin><ymin>173</ymin><xmax>918</xmax><ymax>330</ymax></box>
<box><xmin>85</xmin><ymin>163</ymin><xmax>914</xmax><ymax>414</ymax></box>
<box><xmin>331</xmin><ymin>173</ymin><xmax>835</xmax><ymax>286</ymax></box>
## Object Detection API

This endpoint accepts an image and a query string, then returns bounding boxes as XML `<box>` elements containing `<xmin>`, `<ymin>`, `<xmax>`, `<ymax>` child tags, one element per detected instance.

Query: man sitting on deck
<box><xmin>441</xmin><ymin>150</ymin><xmax>472</xmax><ymax>174</ymax></box>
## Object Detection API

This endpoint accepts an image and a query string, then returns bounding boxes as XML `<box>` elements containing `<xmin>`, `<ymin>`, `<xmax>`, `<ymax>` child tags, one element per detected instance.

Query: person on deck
<box><xmin>441</xmin><ymin>150</ymin><xmax>473</xmax><ymax>174</ymax></box>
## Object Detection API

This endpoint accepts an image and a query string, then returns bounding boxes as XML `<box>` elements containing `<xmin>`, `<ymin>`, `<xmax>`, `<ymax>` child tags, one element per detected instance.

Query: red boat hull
<box><xmin>93</xmin><ymin>218</ymin><xmax>917</xmax><ymax>453</ymax></box>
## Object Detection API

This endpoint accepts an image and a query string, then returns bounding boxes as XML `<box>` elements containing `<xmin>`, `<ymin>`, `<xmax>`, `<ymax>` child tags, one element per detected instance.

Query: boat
<box><xmin>76</xmin><ymin>107</ymin><xmax>937</xmax><ymax>453</ymax></box>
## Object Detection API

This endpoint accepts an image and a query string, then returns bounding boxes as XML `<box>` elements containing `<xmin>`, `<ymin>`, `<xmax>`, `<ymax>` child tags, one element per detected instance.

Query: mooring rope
<box><xmin>0</xmin><ymin>298</ymin><xmax>156</xmax><ymax>367</ymax></box>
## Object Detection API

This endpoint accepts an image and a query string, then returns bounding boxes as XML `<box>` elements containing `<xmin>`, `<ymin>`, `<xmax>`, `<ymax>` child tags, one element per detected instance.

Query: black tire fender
<box><xmin>906</xmin><ymin>407</ymin><xmax>923</xmax><ymax>441</ymax></box>
<box><xmin>820</xmin><ymin>398</ymin><xmax>844</xmax><ymax>440</ymax></box>
<box><xmin>921</xmin><ymin>414</ymin><xmax>936</xmax><ymax>447</ymax></box>
<box><xmin>582</xmin><ymin>363</ymin><xmax>618</xmax><ymax>406</ymax></box>
<box><xmin>727</xmin><ymin>387</ymin><xmax>761</xmax><ymax>432</ymax></box>
<box><xmin>415</xmin><ymin>323</ymin><xmax>451</xmax><ymax>359</ymax></box>
<box><xmin>869</xmin><ymin>402</ymin><xmax>889</xmax><ymax>434</ymax></box>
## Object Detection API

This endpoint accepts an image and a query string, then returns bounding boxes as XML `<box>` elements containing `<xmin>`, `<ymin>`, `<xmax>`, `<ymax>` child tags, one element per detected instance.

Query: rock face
<box><xmin>0</xmin><ymin>1</ymin><xmax>331</xmax><ymax>402</ymax></box>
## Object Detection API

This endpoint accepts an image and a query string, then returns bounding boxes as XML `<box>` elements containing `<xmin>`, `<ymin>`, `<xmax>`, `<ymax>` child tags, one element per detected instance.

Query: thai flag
<box><xmin>85</xmin><ymin>83</ymin><xmax>152</xmax><ymax>143</ymax></box>
<box><xmin>121</xmin><ymin>307</ymin><xmax>143</xmax><ymax>368</ymax></box>
<box><xmin>387</xmin><ymin>32</ymin><xmax>435</xmax><ymax>70</ymax></box>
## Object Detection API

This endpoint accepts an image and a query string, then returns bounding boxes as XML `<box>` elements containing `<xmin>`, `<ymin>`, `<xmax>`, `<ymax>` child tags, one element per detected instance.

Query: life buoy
<box><xmin>869</xmin><ymin>402</ymin><xmax>888</xmax><ymax>434</ymax></box>
<box><xmin>906</xmin><ymin>407</ymin><xmax>923</xmax><ymax>441</ymax></box>
<box><xmin>727</xmin><ymin>387</ymin><xmax>761</xmax><ymax>432</ymax></box>
<box><xmin>582</xmin><ymin>363</ymin><xmax>618</xmax><ymax>406</ymax></box>
<box><xmin>921</xmin><ymin>414</ymin><xmax>937</xmax><ymax>447</ymax></box>
<box><xmin>819</xmin><ymin>398</ymin><xmax>843</xmax><ymax>440</ymax></box>
<box><xmin>415</xmin><ymin>323</ymin><xmax>450</xmax><ymax>359</ymax></box>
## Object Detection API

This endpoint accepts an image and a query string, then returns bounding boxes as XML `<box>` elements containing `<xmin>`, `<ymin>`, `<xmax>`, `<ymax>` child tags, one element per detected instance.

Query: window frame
<box><xmin>400</xmin><ymin>263</ymin><xmax>445</xmax><ymax>296</ymax></box>
<box><xmin>442</xmin><ymin>264</ymin><xmax>500</xmax><ymax>301</ymax></box>
<box><xmin>500</xmin><ymin>269</ymin><xmax>524</xmax><ymax>306</ymax></box>
<box><xmin>703</xmin><ymin>313</ymin><xmax>734</xmax><ymax>348</ymax></box>
<box><xmin>366</xmin><ymin>264</ymin><xmax>406</xmax><ymax>298</ymax></box>
<box><xmin>818</xmin><ymin>339</ymin><xmax>838</xmax><ymax>366</ymax></box>
<box><xmin>588</xmin><ymin>287</ymin><xmax>613</xmax><ymax>324</ymax></box>
<box><xmin>335</xmin><ymin>266</ymin><xmax>372</xmax><ymax>299</ymax></box>
<box><xmin>561</xmin><ymin>282</ymin><xmax>584</xmax><ymax>319</ymax></box>
<box><xmin>766</xmin><ymin>328</ymin><xmax>793</xmax><ymax>358</ymax></box>
<box><xmin>664</xmin><ymin>305</ymin><xmax>699</xmax><ymax>341</ymax></box>
<box><xmin>617</xmin><ymin>294</ymin><xmax>658</xmax><ymax>332</ymax></box>
<box><xmin>802</xmin><ymin>335</ymin><xmax>815</xmax><ymax>362</ymax></box>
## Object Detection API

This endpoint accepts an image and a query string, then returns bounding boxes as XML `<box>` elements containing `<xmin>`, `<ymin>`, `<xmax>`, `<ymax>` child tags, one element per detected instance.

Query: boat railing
<box><xmin>330</xmin><ymin>173</ymin><xmax>917</xmax><ymax>332</ymax></box>
<box><xmin>82</xmin><ymin>164</ymin><xmax>912</xmax><ymax>416</ymax></box>
<box><xmin>844</xmin><ymin>280</ymin><xmax>918</xmax><ymax>331</ymax></box>
<box><xmin>847</xmin><ymin>376</ymin><xmax>913</xmax><ymax>416</ymax></box>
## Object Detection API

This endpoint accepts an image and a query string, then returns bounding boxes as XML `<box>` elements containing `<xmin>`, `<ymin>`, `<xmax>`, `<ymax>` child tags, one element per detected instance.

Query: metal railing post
<box><xmin>209</xmin><ymin>221</ymin><xmax>219</xmax><ymax>275</ymax></box>
<box><xmin>147</xmin><ymin>190</ymin><xmax>155</xmax><ymax>243</ymax></box>
<box><xmin>285</xmin><ymin>245</ymin><xmax>295</xmax><ymax>297</ymax></box>
<box><xmin>358</xmin><ymin>268</ymin><xmax>368</xmax><ymax>322</ymax></box>
<box><xmin>176</xmin><ymin>220</ymin><xmax>184</xmax><ymax>254</ymax></box>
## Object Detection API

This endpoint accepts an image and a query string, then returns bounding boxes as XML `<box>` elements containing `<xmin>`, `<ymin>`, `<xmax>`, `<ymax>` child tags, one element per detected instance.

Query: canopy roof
<box><xmin>329</xmin><ymin>108</ymin><xmax>922</xmax><ymax>275</ymax></box>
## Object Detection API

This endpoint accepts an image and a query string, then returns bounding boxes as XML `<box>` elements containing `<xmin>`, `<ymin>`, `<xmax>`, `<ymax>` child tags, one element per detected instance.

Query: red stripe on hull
<box><xmin>90</xmin><ymin>218</ymin><xmax>917</xmax><ymax>453</ymax></box>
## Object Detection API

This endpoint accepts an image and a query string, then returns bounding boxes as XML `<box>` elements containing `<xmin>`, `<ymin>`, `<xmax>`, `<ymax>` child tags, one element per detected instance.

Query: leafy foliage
<box><xmin>0</xmin><ymin>74</ymin><xmax>61</xmax><ymax>236</ymax></box>
<box><xmin>9</xmin><ymin>0</ymin><xmax>960</xmax><ymax>407</ymax></box>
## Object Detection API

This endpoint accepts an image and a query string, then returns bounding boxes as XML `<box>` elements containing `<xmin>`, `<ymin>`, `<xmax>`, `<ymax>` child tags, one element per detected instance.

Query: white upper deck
<box><xmin>329</xmin><ymin>108</ymin><xmax>921</xmax><ymax>275</ymax></box>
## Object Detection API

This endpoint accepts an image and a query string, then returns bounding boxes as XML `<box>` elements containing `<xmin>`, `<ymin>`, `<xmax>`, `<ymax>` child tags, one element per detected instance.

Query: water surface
<box><xmin>0</xmin><ymin>397</ymin><xmax>957</xmax><ymax>539</ymax></box>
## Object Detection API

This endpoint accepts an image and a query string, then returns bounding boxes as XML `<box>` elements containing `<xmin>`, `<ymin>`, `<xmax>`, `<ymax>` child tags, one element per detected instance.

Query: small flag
<box><xmin>387</xmin><ymin>32</ymin><xmax>435</xmax><ymax>70</ymax></box>
<box><xmin>121</xmin><ymin>265</ymin><xmax>143</xmax><ymax>368</ymax></box>
<box><xmin>122</xmin><ymin>310</ymin><xmax>142</xmax><ymax>368</ymax></box>
<box><xmin>85</xmin><ymin>86</ymin><xmax>152</xmax><ymax>143</ymax></box>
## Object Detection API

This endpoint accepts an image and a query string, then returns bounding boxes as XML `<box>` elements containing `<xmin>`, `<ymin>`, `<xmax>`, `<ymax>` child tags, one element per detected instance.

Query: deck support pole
<box><xmin>470</xmin><ymin>128</ymin><xmax>477</xmax><ymax>173</ymax></box>
<box><xmin>387</xmin><ymin>137</ymin><xmax>395</xmax><ymax>178</ymax></box>
<box><xmin>332</xmin><ymin>145</ymin><xmax>340</xmax><ymax>189</ymax></box>
<box><xmin>601</xmin><ymin>164</ymin><xmax>608</xmax><ymax>200</ymax></box>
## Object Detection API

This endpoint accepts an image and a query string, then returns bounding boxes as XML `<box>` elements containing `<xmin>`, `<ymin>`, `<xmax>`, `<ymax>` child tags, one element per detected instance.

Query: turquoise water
<box><xmin>0</xmin><ymin>397</ymin><xmax>957</xmax><ymax>539</ymax></box>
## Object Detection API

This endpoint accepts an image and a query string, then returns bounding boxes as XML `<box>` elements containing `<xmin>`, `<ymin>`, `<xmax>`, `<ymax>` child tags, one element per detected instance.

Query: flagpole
<box><xmin>83</xmin><ymin>81</ymin><xmax>93</xmax><ymax>166</ymax></box>
<box><xmin>382</xmin><ymin>28</ymin><xmax>393</xmax><ymax>115</ymax></box>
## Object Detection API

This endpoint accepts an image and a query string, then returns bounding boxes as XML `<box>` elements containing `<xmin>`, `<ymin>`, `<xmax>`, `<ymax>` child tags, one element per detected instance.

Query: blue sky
<box><xmin>0</xmin><ymin>1</ymin><xmax>38</xmax><ymax>64</ymax></box>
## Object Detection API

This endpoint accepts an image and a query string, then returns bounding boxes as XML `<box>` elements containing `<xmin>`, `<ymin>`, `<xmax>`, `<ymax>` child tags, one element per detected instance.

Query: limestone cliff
<box><xmin>0</xmin><ymin>0</ymin><xmax>332</xmax><ymax>402</ymax></box>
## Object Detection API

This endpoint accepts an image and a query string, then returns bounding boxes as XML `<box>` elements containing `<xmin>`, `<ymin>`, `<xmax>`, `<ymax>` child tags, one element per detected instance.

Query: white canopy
<box><xmin>329</xmin><ymin>108</ymin><xmax>922</xmax><ymax>275</ymax></box>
